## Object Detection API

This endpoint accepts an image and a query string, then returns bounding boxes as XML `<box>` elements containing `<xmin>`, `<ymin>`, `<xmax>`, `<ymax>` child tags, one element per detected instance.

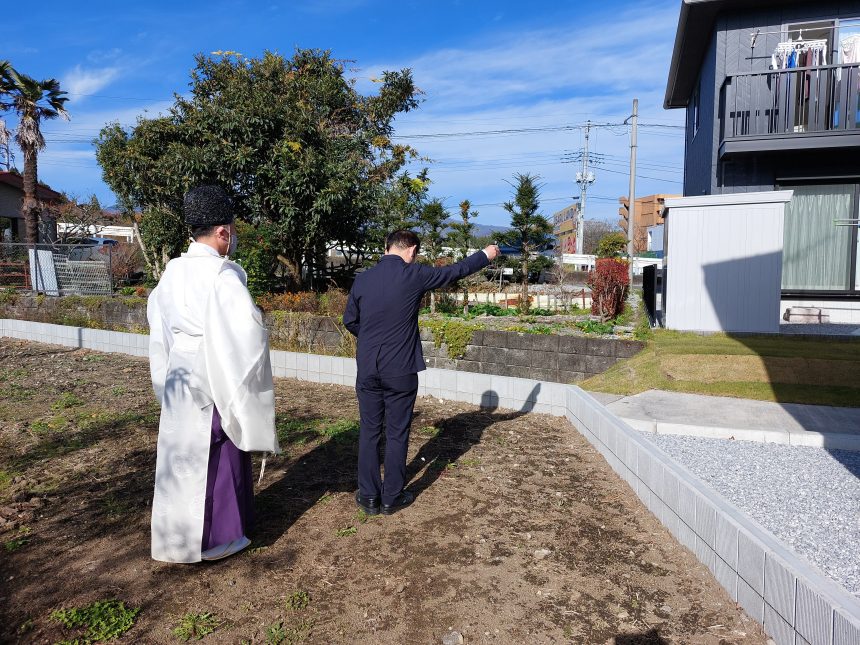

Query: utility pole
<box><xmin>625</xmin><ymin>99</ymin><xmax>639</xmax><ymax>283</ymax></box>
<box><xmin>575</xmin><ymin>120</ymin><xmax>595</xmax><ymax>255</ymax></box>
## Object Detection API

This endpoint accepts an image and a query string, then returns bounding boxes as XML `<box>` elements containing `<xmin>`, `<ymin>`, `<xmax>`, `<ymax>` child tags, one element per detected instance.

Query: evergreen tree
<box><xmin>416</xmin><ymin>197</ymin><xmax>449</xmax><ymax>314</ymax></box>
<box><xmin>448</xmin><ymin>199</ymin><xmax>478</xmax><ymax>315</ymax></box>
<box><xmin>501</xmin><ymin>174</ymin><xmax>553</xmax><ymax>313</ymax></box>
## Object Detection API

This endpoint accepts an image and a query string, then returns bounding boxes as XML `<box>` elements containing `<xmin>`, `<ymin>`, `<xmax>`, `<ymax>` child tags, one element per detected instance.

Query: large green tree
<box><xmin>360</xmin><ymin>167</ymin><xmax>430</xmax><ymax>264</ymax></box>
<box><xmin>501</xmin><ymin>173</ymin><xmax>553</xmax><ymax>313</ymax></box>
<box><xmin>1</xmin><ymin>66</ymin><xmax>69</xmax><ymax>244</ymax></box>
<box><xmin>95</xmin><ymin>50</ymin><xmax>421</xmax><ymax>285</ymax></box>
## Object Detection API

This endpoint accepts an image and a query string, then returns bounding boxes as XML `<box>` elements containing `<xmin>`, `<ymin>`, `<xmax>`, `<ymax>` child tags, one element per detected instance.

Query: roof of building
<box><xmin>665</xmin><ymin>0</ymin><xmax>804</xmax><ymax>109</ymax></box>
<box><xmin>0</xmin><ymin>171</ymin><xmax>64</xmax><ymax>202</ymax></box>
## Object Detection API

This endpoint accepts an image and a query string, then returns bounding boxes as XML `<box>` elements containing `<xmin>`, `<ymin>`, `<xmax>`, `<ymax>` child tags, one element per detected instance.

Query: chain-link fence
<box><xmin>0</xmin><ymin>242</ymin><xmax>114</xmax><ymax>295</ymax></box>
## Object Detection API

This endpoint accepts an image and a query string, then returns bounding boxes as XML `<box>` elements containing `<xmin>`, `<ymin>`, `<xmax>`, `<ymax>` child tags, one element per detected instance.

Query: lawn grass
<box><xmin>581</xmin><ymin>329</ymin><xmax>860</xmax><ymax>407</ymax></box>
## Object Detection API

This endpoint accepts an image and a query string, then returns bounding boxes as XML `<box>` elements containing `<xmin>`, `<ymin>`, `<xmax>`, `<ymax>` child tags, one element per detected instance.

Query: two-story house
<box><xmin>665</xmin><ymin>0</ymin><xmax>860</xmax><ymax>322</ymax></box>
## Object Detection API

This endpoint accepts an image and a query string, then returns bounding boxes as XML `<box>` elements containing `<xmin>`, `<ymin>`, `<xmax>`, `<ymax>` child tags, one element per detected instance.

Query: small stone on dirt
<box><xmin>533</xmin><ymin>548</ymin><xmax>551</xmax><ymax>560</ymax></box>
<box><xmin>442</xmin><ymin>630</ymin><xmax>464</xmax><ymax>645</ymax></box>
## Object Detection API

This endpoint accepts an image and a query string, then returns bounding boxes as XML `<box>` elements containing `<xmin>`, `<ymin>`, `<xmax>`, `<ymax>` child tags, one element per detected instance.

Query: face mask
<box><xmin>226</xmin><ymin>233</ymin><xmax>238</xmax><ymax>257</ymax></box>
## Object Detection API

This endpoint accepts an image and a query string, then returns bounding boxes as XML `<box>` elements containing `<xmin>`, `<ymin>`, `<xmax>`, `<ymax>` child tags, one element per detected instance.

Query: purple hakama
<box><xmin>201</xmin><ymin>407</ymin><xmax>254</xmax><ymax>551</ymax></box>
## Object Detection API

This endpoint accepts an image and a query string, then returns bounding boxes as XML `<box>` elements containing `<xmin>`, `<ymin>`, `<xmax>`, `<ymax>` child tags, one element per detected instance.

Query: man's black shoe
<box><xmin>355</xmin><ymin>491</ymin><xmax>381</xmax><ymax>515</ymax></box>
<box><xmin>381</xmin><ymin>491</ymin><xmax>415</xmax><ymax>516</ymax></box>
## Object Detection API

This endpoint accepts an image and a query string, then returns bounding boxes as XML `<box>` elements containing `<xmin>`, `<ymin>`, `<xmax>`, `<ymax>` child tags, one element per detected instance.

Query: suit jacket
<box><xmin>343</xmin><ymin>251</ymin><xmax>490</xmax><ymax>379</ymax></box>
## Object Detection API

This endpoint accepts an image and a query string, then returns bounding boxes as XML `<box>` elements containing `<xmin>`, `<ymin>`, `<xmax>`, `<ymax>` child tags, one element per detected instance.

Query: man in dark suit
<box><xmin>343</xmin><ymin>230</ymin><xmax>501</xmax><ymax>515</ymax></box>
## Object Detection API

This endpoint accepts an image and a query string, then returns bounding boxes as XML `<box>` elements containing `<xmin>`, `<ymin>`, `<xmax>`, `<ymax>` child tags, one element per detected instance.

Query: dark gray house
<box><xmin>665</xmin><ymin>0</ymin><xmax>860</xmax><ymax>320</ymax></box>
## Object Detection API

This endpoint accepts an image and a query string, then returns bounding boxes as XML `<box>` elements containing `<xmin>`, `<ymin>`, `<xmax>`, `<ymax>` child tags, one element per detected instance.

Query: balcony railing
<box><xmin>721</xmin><ymin>64</ymin><xmax>860</xmax><ymax>143</ymax></box>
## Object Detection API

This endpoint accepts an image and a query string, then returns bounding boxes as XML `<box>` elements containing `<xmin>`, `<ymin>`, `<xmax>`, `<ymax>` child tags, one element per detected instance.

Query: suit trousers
<box><xmin>356</xmin><ymin>372</ymin><xmax>419</xmax><ymax>505</ymax></box>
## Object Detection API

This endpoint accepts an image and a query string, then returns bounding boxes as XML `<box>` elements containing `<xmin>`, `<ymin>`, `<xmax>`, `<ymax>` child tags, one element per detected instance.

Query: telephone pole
<box><xmin>625</xmin><ymin>99</ymin><xmax>639</xmax><ymax>283</ymax></box>
<box><xmin>575</xmin><ymin>120</ymin><xmax>595</xmax><ymax>255</ymax></box>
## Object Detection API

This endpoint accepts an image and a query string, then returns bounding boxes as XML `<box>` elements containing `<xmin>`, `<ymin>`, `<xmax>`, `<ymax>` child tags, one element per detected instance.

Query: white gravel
<box><xmin>640</xmin><ymin>433</ymin><xmax>860</xmax><ymax>597</ymax></box>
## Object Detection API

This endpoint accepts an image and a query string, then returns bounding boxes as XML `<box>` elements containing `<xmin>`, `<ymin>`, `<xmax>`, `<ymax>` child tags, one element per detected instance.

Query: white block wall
<box><xmin>2</xmin><ymin>318</ymin><xmax>859</xmax><ymax>645</ymax></box>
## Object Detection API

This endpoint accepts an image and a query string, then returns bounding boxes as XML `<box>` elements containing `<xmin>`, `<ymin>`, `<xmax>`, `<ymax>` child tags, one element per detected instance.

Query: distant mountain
<box><xmin>439</xmin><ymin>220</ymin><xmax>510</xmax><ymax>239</ymax></box>
<box><xmin>472</xmin><ymin>223</ymin><xmax>511</xmax><ymax>238</ymax></box>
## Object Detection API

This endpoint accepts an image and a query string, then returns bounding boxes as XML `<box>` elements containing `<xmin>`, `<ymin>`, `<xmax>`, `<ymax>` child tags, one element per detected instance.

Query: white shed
<box><xmin>662</xmin><ymin>191</ymin><xmax>793</xmax><ymax>334</ymax></box>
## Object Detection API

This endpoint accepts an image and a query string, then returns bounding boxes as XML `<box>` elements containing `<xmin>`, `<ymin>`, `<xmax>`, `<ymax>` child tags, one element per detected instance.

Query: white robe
<box><xmin>147</xmin><ymin>242</ymin><xmax>279</xmax><ymax>563</ymax></box>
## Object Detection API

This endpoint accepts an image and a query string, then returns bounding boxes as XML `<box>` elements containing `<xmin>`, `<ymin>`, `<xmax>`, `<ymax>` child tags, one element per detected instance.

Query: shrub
<box><xmin>465</xmin><ymin>302</ymin><xmax>507</xmax><ymax>317</ymax></box>
<box><xmin>588</xmin><ymin>258</ymin><xmax>629</xmax><ymax>321</ymax></box>
<box><xmin>257</xmin><ymin>292</ymin><xmax>319</xmax><ymax>313</ymax></box>
<box><xmin>107</xmin><ymin>242</ymin><xmax>143</xmax><ymax>286</ymax></box>
<box><xmin>319</xmin><ymin>289</ymin><xmax>349</xmax><ymax>317</ymax></box>
<box><xmin>528</xmin><ymin>307</ymin><xmax>556</xmax><ymax>317</ymax></box>
<box><xmin>574</xmin><ymin>319</ymin><xmax>615</xmax><ymax>335</ymax></box>
<box><xmin>513</xmin><ymin>293</ymin><xmax>532</xmax><ymax>313</ymax></box>
<box><xmin>596</xmin><ymin>232</ymin><xmax>628</xmax><ymax>258</ymax></box>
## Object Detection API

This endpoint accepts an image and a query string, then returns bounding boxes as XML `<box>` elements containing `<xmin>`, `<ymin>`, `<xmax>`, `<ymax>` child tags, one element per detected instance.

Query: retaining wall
<box><xmin>422</xmin><ymin>328</ymin><xmax>644</xmax><ymax>382</ymax></box>
<box><xmin>2</xmin><ymin>318</ymin><xmax>858</xmax><ymax>644</ymax></box>
<box><xmin>1</xmin><ymin>295</ymin><xmax>641</xmax><ymax>383</ymax></box>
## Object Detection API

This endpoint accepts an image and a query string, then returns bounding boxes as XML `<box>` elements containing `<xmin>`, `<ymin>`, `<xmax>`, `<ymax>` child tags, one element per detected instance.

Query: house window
<box><xmin>781</xmin><ymin>184</ymin><xmax>858</xmax><ymax>292</ymax></box>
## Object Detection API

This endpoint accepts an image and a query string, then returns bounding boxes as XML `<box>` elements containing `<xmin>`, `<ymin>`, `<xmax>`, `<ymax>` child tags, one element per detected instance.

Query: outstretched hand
<box><xmin>483</xmin><ymin>244</ymin><xmax>502</xmax><ymax>261</ymax></box>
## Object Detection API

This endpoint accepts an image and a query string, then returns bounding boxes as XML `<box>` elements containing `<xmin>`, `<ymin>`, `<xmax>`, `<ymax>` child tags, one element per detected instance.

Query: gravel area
<box><xmin>641</xmin><ymin>433</ymin><xmax>860</xmax><ymax>597</ymax></box>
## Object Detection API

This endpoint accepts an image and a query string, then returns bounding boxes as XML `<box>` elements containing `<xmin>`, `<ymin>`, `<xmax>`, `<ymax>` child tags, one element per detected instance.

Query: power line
<box><xmin>590</xmin><ymin>164</ymin><xmax>683</xmax><ymax>184</ymax></box>
<box><xmin>392</xmin><ymin>121</ymin><xmax>628</xmax><ymax>140</ymax></box>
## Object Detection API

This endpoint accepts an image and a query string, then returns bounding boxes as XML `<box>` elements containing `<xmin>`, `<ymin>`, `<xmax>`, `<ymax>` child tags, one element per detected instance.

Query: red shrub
<box><xmin>587</xmin><ymin>258</ymin><xmax>630</xmax><ymax>321</ymax></box>
<box><xmin>256</xmin><ymin>292</ymin><xmax>320</xmax><ymax>313</ymax></box>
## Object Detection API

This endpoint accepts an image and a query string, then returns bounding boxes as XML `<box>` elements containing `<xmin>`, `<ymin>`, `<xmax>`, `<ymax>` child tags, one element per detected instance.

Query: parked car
<box><xmin>494</xmin><ymin>242</ymin><xmax>555</xmax><ymax>258</ymax></box>
<box><xmin>65</xmin><ymin>237</ymin><xmax>118</xmax><ymax>261</ymax></box>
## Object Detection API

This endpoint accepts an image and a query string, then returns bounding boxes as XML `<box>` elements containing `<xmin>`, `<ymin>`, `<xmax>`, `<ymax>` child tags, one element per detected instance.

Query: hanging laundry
<box><xmin>841</xmin><ymin>34</ymin><xmax>860</xmax><ymax>64</ymax></box>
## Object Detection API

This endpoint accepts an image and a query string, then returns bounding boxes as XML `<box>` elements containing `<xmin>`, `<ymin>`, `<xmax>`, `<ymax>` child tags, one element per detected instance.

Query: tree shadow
<box><xmin>251</xmin><ymin>412</ymin><xmax>359</xmax><ymax>548</ymax></box>
<box><xmin>254</xmin><ymin>385</ymin><xmax>543</xmax><ymax>546</ymax></box>
<box><xmin>613</xmin><ymin>628</ymin><xmax>669</xmax><ymax>644</ymax></box>
<box><xmin>406</xmin><ymin>384</ymin><xmax>541</xmax><ymax>496</ymax></box>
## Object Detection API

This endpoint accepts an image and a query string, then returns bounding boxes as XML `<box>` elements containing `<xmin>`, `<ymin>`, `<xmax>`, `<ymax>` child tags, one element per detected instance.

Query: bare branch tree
<box><xmin>53</xmin><ymin>195</ymin><xmax>108</xmax><ymax>244</ymax></box>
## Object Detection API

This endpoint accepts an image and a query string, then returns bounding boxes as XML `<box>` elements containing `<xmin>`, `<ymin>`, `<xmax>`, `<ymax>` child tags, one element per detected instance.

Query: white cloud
<box><xmin>359</xmin><ymin>4</ymin><xmax>679</xmax><ymax>111</ymax></box>
<box><xmin>62</xmin><ymin>65</ymin><xmax>122</xmax><ymax>100</ymax></box>
<box><xmin>353</xmin><ymin>4</ymin><xmax>686</xmax><ymax>226</ymax></box>
<box><xmin>15</xmin><ymin>100</ymin><xmax>175</xmax><ymax>205</ymax></box>
<box><xmin>87</xmin><ymin>48</ymin><xmax>123</xmax><ymax>64</ymax></box>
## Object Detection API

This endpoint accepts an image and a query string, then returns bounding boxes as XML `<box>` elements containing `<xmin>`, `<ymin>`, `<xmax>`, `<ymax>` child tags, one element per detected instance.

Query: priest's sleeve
<box><xmin>146</xmin><ymin>287</ymin><xmax>171</xmax><ymax>405</ymax></box>
<box><xmin>194</xmin><ymin>262</ymin><xmax>281</xmax><ymax>454</ymax></box>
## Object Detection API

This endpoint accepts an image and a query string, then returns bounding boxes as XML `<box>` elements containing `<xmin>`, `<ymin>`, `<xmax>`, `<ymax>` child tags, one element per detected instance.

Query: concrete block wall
<box><xmin>422</xmin><ymin>328</ymin><xmax>644</xmax><ymax>383</ymax></box>
<box><xmin>0</xmin><ymin>318</ymin><xmax>150</xmax><ymax>357</ymax></box>
<box><xmin>565</xmin><ymin>387</ymin><xmax>860</xmax><ymax>645</ymax></box>
<box><xmin>2</xmin><ymin>317</ymin><xmax>859</xmax><ymax>645</ymax></box>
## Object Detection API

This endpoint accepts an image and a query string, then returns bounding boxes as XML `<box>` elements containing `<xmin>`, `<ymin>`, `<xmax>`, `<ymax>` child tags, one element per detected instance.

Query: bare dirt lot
<box><xmin>0</xmin><ymin>339</ymin><xmax>767</xmax><ymax>644</ymax></box>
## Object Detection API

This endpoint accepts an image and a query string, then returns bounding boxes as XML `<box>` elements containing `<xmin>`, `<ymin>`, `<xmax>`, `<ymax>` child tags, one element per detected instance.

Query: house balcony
<box><xmin>719</xmin><ymin>64</ymin><xmax>860</xmax><ymax>158</ymax></box>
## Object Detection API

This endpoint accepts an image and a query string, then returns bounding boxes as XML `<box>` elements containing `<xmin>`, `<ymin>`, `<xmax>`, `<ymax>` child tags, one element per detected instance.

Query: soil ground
<box><xmin>0</xmin><ymin>339</ymin><xmax>767</xmax><ymax>644</ymax></box>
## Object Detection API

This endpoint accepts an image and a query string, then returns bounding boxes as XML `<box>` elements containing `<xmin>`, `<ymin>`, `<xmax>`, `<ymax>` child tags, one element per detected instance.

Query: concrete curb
<box><xmin>2</xmin><ymin>318</ymin><xmax>859</xmax><ymax>645</ymax></box>
<box><xmin>621</xmin><ymin>417</ymin><xmax>860</xmax><ymax>452</ymax></box>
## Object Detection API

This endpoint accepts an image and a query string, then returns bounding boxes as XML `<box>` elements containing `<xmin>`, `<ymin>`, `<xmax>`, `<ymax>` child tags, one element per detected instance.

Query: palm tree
<box><xmin>0</xmin><ymin>62</ymin><xmax>15</xmax><ymax>171</ymax></box>
<box><xmin>4</xmin><ymin>69</ymin><xmax>69</xmax><ymax>244</ymax></box>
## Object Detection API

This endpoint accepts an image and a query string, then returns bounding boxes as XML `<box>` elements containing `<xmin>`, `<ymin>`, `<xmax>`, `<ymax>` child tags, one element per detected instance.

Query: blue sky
<box><xmin>3</xmin><ymin>0</ymin><xmax>686</xmax><ymax>227</ymax></box>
